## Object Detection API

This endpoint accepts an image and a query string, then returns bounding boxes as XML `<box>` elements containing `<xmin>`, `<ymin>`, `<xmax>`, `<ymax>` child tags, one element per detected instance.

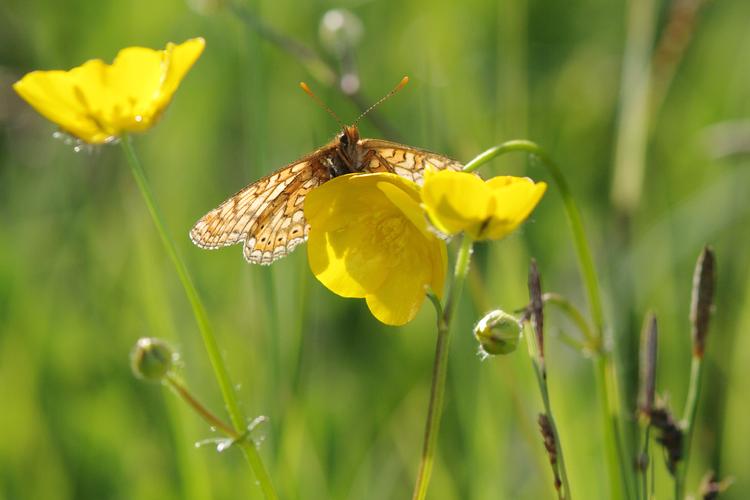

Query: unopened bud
<box><xmin>528</xmin><ymin>259</ymin><xmax>545</xmax><ymax>361</ymax></box>
<box><xmin>474</xmin><ymin>310</ymin><xmax>521</xmax><ymax>356</ymax></box>
<box><xmin>130</xmin><ymin>337</ymin><xmax>176</xmax><ymax>382</ymax></box>
<box><xmin>690</xmin><ymin>246</ymin><xmax>716</xmax><ymax>358</ymax></box>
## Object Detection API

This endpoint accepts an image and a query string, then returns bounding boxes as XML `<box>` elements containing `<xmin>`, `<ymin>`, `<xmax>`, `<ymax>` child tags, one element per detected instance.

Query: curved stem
<box><xmin>676</xmin><ymin>355</ymin><xmax>704</xmax><ymax>498</ymax></box>
<box><xmin>464</xmin><ymin>141</ymin><xmax>632</xmax><ymax>500</ymax></box>
<box><xmin>166</xmin><ymin>375</ymin><xmax>236</xmax><ymax>436</ymax></box>
<box><xmin>412</xmin><ymin>235</ymin><xmax>473</xmax><ymax>500</ymax></box>
<box><xmin>464</xmin><ymin>141</ymin><xmax>604</xmax><ymax>334</ymax></box>
<box><xmin>543</xmin><ymin>292</ymin><xmax>597</xmax><ymax>347</ymax></box>
<box><xmin>120</xmin><ymin>136</ymin><xmax>278</xmax><ymax>500</ymax></box>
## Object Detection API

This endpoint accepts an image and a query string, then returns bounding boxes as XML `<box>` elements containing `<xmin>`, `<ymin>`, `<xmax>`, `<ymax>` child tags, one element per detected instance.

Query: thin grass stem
<box><xmin>120</xmin><ymin>136</ymin><xmax>278</xmax><ymax>500</ymax></box>
<box><xmin>412</xmin><ymin>235</ymin><xmax>473</xmax><ymax>500</ymax></box>
<box><xmin>526</xmin><ymin>324</ymin><xmax>573</xmax><ymax>499</ymax></box>
<box><xmin>676</xmin><ymin>355</ymin><xmax>704</xmax><ymax>498</ymax></box>
<box><xmin>636</xmin><ymin>424</ymin><xmax>651</xmax><ymax>500</ymax></box>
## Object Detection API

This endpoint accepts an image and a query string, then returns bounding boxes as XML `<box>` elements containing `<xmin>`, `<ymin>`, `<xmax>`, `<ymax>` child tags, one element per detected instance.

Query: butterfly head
<box><xmin>339</xmin><ymin>125</ymin><xmax>360</xmax><ymax>149</ymax></box>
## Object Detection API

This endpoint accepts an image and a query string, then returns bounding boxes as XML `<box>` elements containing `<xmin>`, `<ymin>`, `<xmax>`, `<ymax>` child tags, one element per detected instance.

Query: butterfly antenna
<box><xmin>299</xmin><ymin>82</ymin><xmax>344</xmax><ymax>128</ymax></box>
<box><xmin>353</xmin><ymin>76</ymin><xmax>409</xmax><ymax>126</ymax></box>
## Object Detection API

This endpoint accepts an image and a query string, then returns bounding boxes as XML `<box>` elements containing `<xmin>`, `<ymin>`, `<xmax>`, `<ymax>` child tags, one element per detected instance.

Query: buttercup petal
<box><xmin>13</xmin><ymin>62</ymin><xmax>112</xmax><ymax>142</ymax></box>
<box><xmin>421</xmin><ymin>169</ymin><xmax>491</xmax><ymax>236</ymax></box>
<box><xmin>422</xmin><ymin>170</ymin><xmax>546</xmax><ymax>241</ymax></box>
<box><xmin>483</xmin><ymin>178</ymin><xmax>547</xmax><ymax>240</ymax></box>
<box><xmin>308</xmin><ymin>222</ymin><xmax>386</xmax><ymax>298</ymax></box>
<box><xmin>12</xmin><ymin>38</ymin><xmax>204</xmax><ymax>144</ymax></box>
<box><xmin>364</xmin><ymin>234</ymin><xmax>431</xmax><ymax>325</ymax></box>
<box><xmin>306</xmin><ymin>172</ymin><xmax>447</xmax><ymax>325</ymax></box>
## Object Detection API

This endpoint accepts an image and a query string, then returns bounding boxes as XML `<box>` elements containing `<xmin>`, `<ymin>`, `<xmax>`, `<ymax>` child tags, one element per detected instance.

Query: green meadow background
<box><xmin>1</xmin><ymin>0</ymin><xmax>749</xmax><ymax>498</ymax></box>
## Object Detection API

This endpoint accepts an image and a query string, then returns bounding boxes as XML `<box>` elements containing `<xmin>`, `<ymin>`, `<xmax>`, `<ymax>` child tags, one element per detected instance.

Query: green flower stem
<box><xmin>464</xmin><ymin>141</ymin><xmax>633</xmax><ymax>500</ymax></box>
<box><xmin>637</xmin><ymin>424</ymin><xmax>651</xmax><ymax>500</ymax></box>
<box><xmin>166</xmin><ymin>375</ymin><xmax>236</xmax><ymax>437</ymax></box>
<box><xmin>676</xmin><ymin>355</ymin><xmax>704</xmax><ymax>498</ymax></box>
<box><xmin>526</xmin><ymin>325</ymin><xmax>572</xmax><ymax>499</ymax></box>
<box><xmin>412</xmin><ymin>235</ymin><xmax>473</xmax><ymax>500</ymax></box>
<box><xmin>120</xmin><ymin>136</ymin><xmax>278</xmax><ymax>500</ymax></box>
<box><xmin>165</xmin><ymin>374</ymin><xmax>270</xmax><ymax>488</ymax></box>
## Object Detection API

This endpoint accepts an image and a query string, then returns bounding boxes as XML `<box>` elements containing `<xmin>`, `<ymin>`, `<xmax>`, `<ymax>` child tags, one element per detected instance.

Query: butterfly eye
<box><xmin>340</xmin><ymin>133</ymin><xmax>349</xmax><ymax>145</ymax></box>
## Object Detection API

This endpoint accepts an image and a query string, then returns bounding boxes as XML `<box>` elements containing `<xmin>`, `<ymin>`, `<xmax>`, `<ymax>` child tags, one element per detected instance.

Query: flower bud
<box><xmin>690</xmin><ymin>246</ymin><xmax>715</xmax><ymax>358</ymax></box>
<box><xmin>130</xmin><ymin>337</ymin><xmax>176</xmax><ymax>382</ymax></box>
<box><xmin>474</xmin><ymin>310</ymin><xmax>521</xmax><ymax>356</ymax></box>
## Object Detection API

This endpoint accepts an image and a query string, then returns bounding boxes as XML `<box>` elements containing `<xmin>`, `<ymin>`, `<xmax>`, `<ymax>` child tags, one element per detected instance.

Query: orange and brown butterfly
<box><xmin>189</xmin><ymin>77</ymin><xmax>464</xmax><ymax>265</ymax></box>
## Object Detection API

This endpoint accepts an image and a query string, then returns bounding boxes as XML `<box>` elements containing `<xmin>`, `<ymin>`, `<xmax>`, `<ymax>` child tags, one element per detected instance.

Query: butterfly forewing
<box><xmin>190</xmin><ymin>135</ymin><xmax>463</xmax><ymax>265</ymax></box>
<box><xmin>190</xmin><ymin>149</ymin><xmax>334</xmax><ymax>264</ymax></box>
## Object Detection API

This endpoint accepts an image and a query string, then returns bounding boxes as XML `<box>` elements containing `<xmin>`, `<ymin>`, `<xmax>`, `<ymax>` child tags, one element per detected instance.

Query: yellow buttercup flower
<box><xmin>421</xmin><ymin>169</ymin><xmax>546</xmax><ymax>240</ymax></box>
<box><xmin>305</xmin><ymin>173</ymin><xmax>447</xmax><ymax>326</ymax></box>
<box><xmin>13</xmin><ymin>38</ymin><xmax>205</xmax><ymax>144</ymax></box>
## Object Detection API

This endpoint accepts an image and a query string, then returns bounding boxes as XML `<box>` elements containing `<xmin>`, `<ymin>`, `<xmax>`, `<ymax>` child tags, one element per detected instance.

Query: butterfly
<box><xmin>189</xmin><ymin>77</ymin><xmax>464</xmax><ymax>265</ymax></box>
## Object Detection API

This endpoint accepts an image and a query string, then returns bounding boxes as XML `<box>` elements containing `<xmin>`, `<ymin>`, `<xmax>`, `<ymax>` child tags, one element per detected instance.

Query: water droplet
<box><xmin>216</xmin><ymin>439</ymin><xmax>233</xmax><ymax>452</ymax></box>
<box><xmin>195</xmin><ymin>436</ymin><xmax>237</xmax><ymax>453</ymax></box>
<box><xmin>246</xmin><ymin>415</ymin><xmax>268</xmax><ymax>432</ymax></box>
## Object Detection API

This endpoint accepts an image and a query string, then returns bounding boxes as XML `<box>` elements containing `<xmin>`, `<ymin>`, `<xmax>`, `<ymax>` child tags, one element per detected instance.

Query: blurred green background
<box><xmin>1</xmin><ymin>0</ymin><xmax>748</xmax><ymax>498</ymax></box>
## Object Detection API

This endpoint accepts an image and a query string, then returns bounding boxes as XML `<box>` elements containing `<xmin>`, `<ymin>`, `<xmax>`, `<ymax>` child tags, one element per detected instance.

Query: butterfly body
<box><xmin>190</xmin><ymin>125</ymin><xmax>463</xmax><ymax>265</ymax></box>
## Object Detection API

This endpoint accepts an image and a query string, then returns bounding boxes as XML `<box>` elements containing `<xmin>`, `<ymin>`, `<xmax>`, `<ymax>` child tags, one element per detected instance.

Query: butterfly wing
<box><xmin>358</xmin><ymin>139</ymin><xmax>464</xmax><ymax>183</ymax></box>
<box><xmin>190</xmin><ymin>149</ymin><xmax>334</xmax><ymax>265</ymax></box>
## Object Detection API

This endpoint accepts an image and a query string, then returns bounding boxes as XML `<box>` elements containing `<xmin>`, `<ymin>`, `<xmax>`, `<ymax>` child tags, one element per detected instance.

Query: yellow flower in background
<box><xmin>305</xmin><ymin>173</ymin><xmax>447</xmax><ymax>326</ymax></box>
<box><xmin>13</xmin><ymin>38</ymin><xmax>205</xmax><ymax>144</ymax></box>
<box><xmin>421</xmin><ymin>169</ymin><xmax>546</xmax><ymax>240</ymax></box>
